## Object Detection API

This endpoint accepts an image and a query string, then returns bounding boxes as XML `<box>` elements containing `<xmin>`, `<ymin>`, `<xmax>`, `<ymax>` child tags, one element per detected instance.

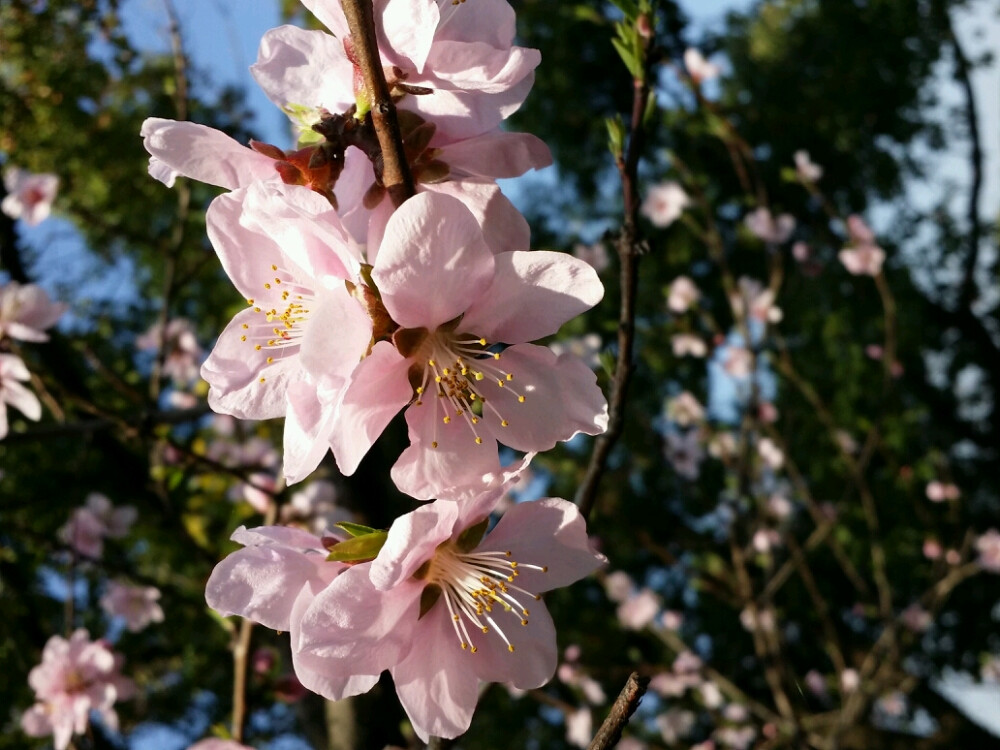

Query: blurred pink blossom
<box><xmin>665</xmin><ymin>430</ymin><xmax>704</xmax><ymax>480</ymax></box>
<box><xmin>0</xmin><ymin>353</ymin><xmax>42</xmax><ymax>439</ymax></box>
<box><xmin>617</xmin><ymin>588</ymin><xmax>661</xmax><ymax>630</ymax></box>
<box><xmin>922</xmin><ymin>539</ymin><xmax>943</xmax><ymax>560</ymax></box>
<box><xmin>975</xmin><ymin>529</ymin><xmax>1000</xmax><ymax>573</ymax></box>
<box><xmin>794</xmin><ymin>150</ymin><xmax>823</xmax><ymax>182</ymax></box>
<box><xmin>666</xmin><ymin>391</ymin><xmax>705</xmax><ymax>427</ymax></box>
<box><xmin>757</xmin><ymin>437</ymin><xmax>785</xmax><ymax>470</ymax></box>
<box><xmin>745</xmin><ymin>207</ymin><xmax>795</xmax><ymax>244</ymax></box>
<box><xmin>672</xmin><ymin>333</ymin><xmax>707</xmax><ymax>358</ymax></box>
<box><xmin>840</xmin><ymin>668</ymin><xmax>860</xmax><ymax>693</ymax></box>
<box><xmin>901</xmin><ymin>603</ymin><xmax>932</xmax><ymax>633</ymax></box>
<box><xmin>657</xmin><ymin>707</ymin><xmax>695</xmax><ymax>744</ymax></box>
<box><xmin>667</xmin><ymin>276</ymin><xmax>700</xmax><ymax>313</ymax></box>
<box><xmin>684</xmin><ymin>48</ymin><xmax>720</xmax><ymax>84</ymax></box>
<box><xmin>0</xmin><ymin>281</ymin><xmax>67</xmax><ymax>342</ymax></box>
<box><xmin>58</xmin><ymin>493</ymin><xmax>137</xmax><ymax>559</ymax></box>
<box><xmin>572</xmin><ymin>242</ymin><xmax>610</xmax><ymax>273</ymax></box>
<box><xmin>2</xmin><ymin>167</ymin><xmax>59</xmax><ymax>225</ymax></box>
<box><xmin>566</xmin><ymin>708</ymin><xmax>593</xmax><ymax>748</ymax></box>
<box><xmin>20</xmin><ymin>630</ymin><xmax>135</xmax><ymax>750</ymax></box>
<box><xmin>722</xmin><ymin>346</ymin><xmax>752</xmax><ymax>378</ymax></box>
<box><xmin>641</xmin><ymin>181</ymin><xmax>690</xmax><ymax>228</ymax></box>
<box><xmin>925</xmin><ymin>481</ymin><xmax>960</xmax><ymax>502</ymax></box>
<box><xmin>100</xmin><ymin>581</ymin><xmax>164</xmax><ymax>632</ymax></box>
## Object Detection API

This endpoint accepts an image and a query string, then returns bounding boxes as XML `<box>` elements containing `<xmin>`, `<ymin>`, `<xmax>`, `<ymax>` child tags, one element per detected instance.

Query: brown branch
<box><xmin>587</xmin><ymin>672</ymin><xmax>648</xmax><ymax>750</ymax></box>
<box><xmin>340</xmin><ymin>0</ymin><xmax>416</xmax><ymax>207</ymax></box>
<box><xmin>576</xmin><ymin>71</ymin><xmax>651</xmax><ymax>520</ymax></box>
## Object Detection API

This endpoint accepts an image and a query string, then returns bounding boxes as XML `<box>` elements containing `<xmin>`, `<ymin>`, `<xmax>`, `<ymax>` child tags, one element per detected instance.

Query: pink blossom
<box><xmin>752</xmin><ymin>529</ymin><xmax>781</xmax><ymax>554</ymax></box>
<box><xmin>700</xmin><ymin>681</ymin><xmax>723</xmax><ymax>708</ymax></box>
<box><xmin>100</xmin><ymin>581</ymin><xmax>165</xmax><ymax>632</ymax></box>
<box><xmin>58</xmin><ymin>493</ymin><xmax>137</xmax><ymax>559</ymax></box>
<box><xmin>840</xmin><ymin>668</ymin><xmax>860</xmax><ymax>693</ymax></box>
<box><xmin>672</xmin><ymin>333</ymin><xmax>707</xmax><ymax>358</ymax></box>
<box><xmin>847</xmin><ymin>214</ymin><xmax>876</xmax><ymax>245</ymax></box>
<box><xmin>739</xmin><ymin>606</ymin><xmax>775</xmax><ymax>633</ymax></box>
<box><xmin>232</xmin><ymin>472</ymin><xmax>278</xmax><ymax>514</ymax></box>
<box><xmin>549</xmin><ymin>333</ymin><xmax>603</xmax><ymax>370</ymax></box>
<box><xmin>767</xmin><ymin>494</ymin><xmax>793</xmax><ymax>519</ymax></box>
<box><xmin>281</xmin><ymin>479</ymin><xmax>351</xmax><ymax>534</ymax></box>
<box><xmin>757</xmin><ymin>437</ymin><xmax>784</xmax><ymax>470</ymax></box>
<box><xmin>641</xmin><ymin>181</ymin><xmax>689</xmax><ymax>228</ymax></box>
<box><xmin>0</xmin><ymin>353</ymin><xmax>42</xmax><ymax>439</ymax></box>
<box><xmin>684</xmin><ymin>48</ymin><xmax>719</xmax><ymax>84</ymax></box>
<box><xmin>731</xmin><ymin>277</ymin><xmax>781</xmax><ymax>323</ymax></box>
<box><xmin>20</xmin><ymin>630</ymin><xmax>135</xmax><ymax>750</ymax></box>
<box><xmin>709</xmin><ymin>431</ymin><xmax>737</xmax><ymax>461</ymax></box>
<box><xmin>665</xmin><ymin>431</ymin><xmax>704</xmax><ymax>480</ymax></box>
<box><xmin>136</xmin><ymin>318</ymin><xmax>203</xmax><ymax>385</ymax></box>
<box><xmin>876</xmin><ymin>691</ymin><xmax>907</xmax><ymax>718</ymax></box>
<box><xmin>745</xmin><ymin>207</ymin><xmax>795</xmax><ymax>244</ymax></box>
<box><xmin>572</xmin><ymin>242</ymin><xmax>610</xmax><ymax>273</ymax></box>
<box><xmin>661</xmin><ymin>610</ymin><xmax>683</xmax><ymax>630</ymax></box>
<box><xmin>945</xmin><ymin>548</ymin><xmax>961</xmax><ymax>565</ymax></box>
<box><xmin>321</xmin><ymin>192</ymin><xmax>606</xmax><ymax>499</ymax></box>
<box><xmin>205</xmin><ymin>525</ymin><xmax>382</xmax><ymax>702</ymax></box>
<box><xmin>794</xmin><ymin>150</ymin><xmax>823</xmax><ymax>182</ymax></box>
<box><xmin>296</xmin><ymin>489</ymin><xmax>606</xmax><ymax>741</ymax></box>
<box><xmin>926</xmin><ymin>480</ymin><xmax>961</xmax><ymax>502</ymax></box>
<box><xmin>722</xmin><ymin>346</ymin><xmax>752</xmax><ymax>378</ymax></box>
<box><xmin>666</xmin><ymin>391</ymin><xmax>705</xmax><ymax>427</ymax></box>
<box><xmin>603</xmin><ymin>571</ymin><xmax>634</xmax><ymax>603</ymax></box>
<box><xmin>657</xmin><ymin>707</ymin><xmax>695</xmax><ymax>744</ymax></box>
<box><xmin>805</xmin><ymin>670</ymin><xmax>828</xmax><ymax>698</ymax></box>
<box><xmin>566</xmin><ymin>708</ymin><xmax>593</xmax><ymax>748</ymax></box>
<box><xmin>792</xmin><ymin>241</ymin><xmax>811</xmax><ymax>262</ymax></box>
<box><xmin>838</xmin><ymin>245</ymin><xmax>885</xmax><ymax>276</ymax></box>
<box><xmin>758</xmin><ymin>401</ymin><xmax>779</xmax><ymax>424</ymax></box>
<box><xmin>0</xmin><ymin>281</ymin><xmax>67</xmax><ymax>342</ymax></box>
<box><xmin>922</xmin><ymin>539</ymin><xmax>943</xmax><ymax>560</ymax></box>
<box><xmin>723</xmin><ymin>703</ymin><xmax>749</xmax><ymax>723</ymax></box>
<box><xmin>900</xmin><ymin>603</ymin><xmax>932</xmax><ymax>633</ymax></box>
<box><xmin>667</xmin><ymin>276</ymin><xmax>700</xmax><ymax>313</ymax></box>
<box><xmin>975</xmin><ymin>529</ymin><xmax>1000</xmax><ymax>573</ymax></box>
<box><xmin>617</xmin><ymin>588</ymin><xmax>661</xmax><ymax>630</ymax></box>
<box><xmin>714</xmin><ymin>726</ymin><xmax>755</xmax><ymax>750</ymax></box>
<box><xmin>2</xmin><ymin>167</ymin><xmax>59</xmax><ymax>225</ymax></box>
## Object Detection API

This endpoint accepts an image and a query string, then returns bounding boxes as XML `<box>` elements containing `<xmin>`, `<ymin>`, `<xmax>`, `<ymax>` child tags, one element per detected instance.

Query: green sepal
<box><xmin>606</xmin><ymin>115</ymin><xmax>626</xmax><ymax>159</ymax></box>
<box><xmin>418</xmin><ymin>584</ymin><xmax>442</xmax><ymax>619</ymax></box>
<box><xmin>456</xmin><ymin>518</ymin><xmax>489</xmax><ymax>553</ymax></box>
<box><xmin>325</xmin><ymin>531</ymin><xmax>388</xmax><ymax>562</ymax></box>
<box><xmin>334</xmin><ymin>521</ymin><xmax>379</xmax><ymax>538</ymax></box>
<box><xmin>611</xmin><ymin>35</ymin><xmax>644</xmax><ymax>80</ymax></box>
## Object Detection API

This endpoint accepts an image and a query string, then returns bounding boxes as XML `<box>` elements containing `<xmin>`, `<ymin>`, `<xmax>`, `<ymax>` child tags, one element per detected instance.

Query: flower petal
<box><xmin>459</xmin><ymin>251</ymin><xmax>603</xmax><ymax>343</ymax></box>
<box><xmin>372</xmin><ymin>192</ymin><xmax>494</xmax><ymax>329</ymax></box>
<box><xmin>369</xmin><ymin>501</ymin><xmax>461</xmax><ymax>591</ymax></box>
<box><xmin>328</xmin><ymin>341</ymin><xmax>413</xmax><ymax>476</ymax></box>
<box><xmin>251</xmin><ymin>26</ymin><xmax>353</xmax><ymax>113</ymax></box>
<box><xmin>479</xmin><ymin>343</ymin><xmax>608</xmax><ymax>451</ymax></box>
<box><xmin>140</xmin><ymin>118</ymin><xmax>275</xmax><ymax>190</ymax></box>
<box><xmin>480</xmin><ymin>498</ymin><xmax>607</xmax><ymax>592</ymax></box>
<box><xmin>390</xmin><ymin>397</ymin><xmax>502</xmax><ymax>502</ymax></box>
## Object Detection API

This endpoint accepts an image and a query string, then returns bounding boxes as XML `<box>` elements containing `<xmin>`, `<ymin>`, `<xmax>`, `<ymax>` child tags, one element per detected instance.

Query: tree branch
<box><xmin>340</xmin><ymin>0</ymin><xmax>416</xmax><ymax>207</ymax></box>
<box><xmin>587</xmin><ymin>672</ymin><xmax>648</xmax><ymax>750</ymax></box>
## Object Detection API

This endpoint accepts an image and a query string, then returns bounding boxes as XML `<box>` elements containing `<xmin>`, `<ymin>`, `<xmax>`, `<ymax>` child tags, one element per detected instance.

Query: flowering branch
<box><xmin>340</xmin><ymin>0</ymin><xmax>416</xmax><ymax>207</ymax></box>
<box><xmin>586</xmin><ymin>672</ymin><xmax>648</xmax><ymax>750</ymax></box>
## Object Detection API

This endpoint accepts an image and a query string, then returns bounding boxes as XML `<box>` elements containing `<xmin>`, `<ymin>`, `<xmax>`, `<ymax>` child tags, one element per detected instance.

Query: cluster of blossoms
<box><xmin>0</xmin><ymin>279</ymin><xmax>66</xmax><ymax>439</ymax></box>
<box><xmin>140</xmin><ymin>0</ymin><xmax>608</xmax><ymax>740</ymax></box>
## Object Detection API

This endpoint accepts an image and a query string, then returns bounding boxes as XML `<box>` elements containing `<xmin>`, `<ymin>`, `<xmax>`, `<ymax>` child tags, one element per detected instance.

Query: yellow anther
<box><xmin>259</xmin><ymin>377</ymin><xmax>266</xmax><ymax>383</ymax></box>
<box><xmin>254</xmin><ymin>345</ymin><xmax>262</xmax><ymax>351</ymax></box>
<box><xmin>506</xmin><ymin>373</ymin><xmax>514</xmax><ymax>380</ymax></box>
<box><xmin>461</xmin><ymin>643</ymin><xmax>468</xmax><ymax>650</ymax></box>
<box><xmin>271</xmin><ymin>264</ymin><xmax>278</xmax><ymax>271</ymax></box>
<box><xmin>475</xmin><ymin>372</ymin><xmax>484</xmax><ymax>381</ymax></box>
<box><xmin>443</xmin><ymin>368</ymin><xmax>450</xmax><ymax>375</ymax></box>
<box><xmin>264</xmin><ymin>283</ymin><xmax>271</xmax><ymax>289</ymax></box>
<box><xmin>470</xmin><ymin>646</ymin><xmax>477</xmax><ymax>653</ymax></box>
<box><xmin>435</xmin><ymin>376</ymin><xmax>442</xmax><ymax>383</ymax></box>
<box><xmin>266</xmin><ymin>357</ymin><xmax>274</xmax><ymax>363</ymax></box>
<box><xmin>469</xmin><ymin>393</ymin><xmax>477</xmax><ymax>401</ymax></box>
<box><xmin>471</xmin><ymin>417</ymin><xmax>479</xmax><ymax>424</ymax></box>
<box><xmin>428</xmin><ymin>359</ymin><xmax>436</xmax><ymax>366</ymax></box>
<box><xmin>481</xmin><ymin>627</ymin><xmax>489</xmax><ymax>634</ymax></box>
<box><xmin>461</xmin><ymin>368</ymin><xmax>468</xmax><ymax>375</ymax></box>
<box><xmin>240</xmin><ymin>335</ymin><xmax>247</xmax><ymax>342</ymax></box>
<box><xmin>443</xmin><ymin>416</ymin><xmax>451</xmax><ymax>424</ymax></box>
<box><xmin>242</xmin><ymin>323</ymin><xmax>249</xmax><ymax>329</ymax></box>
<box><xmin>274</xmin><ymin>278</ymin><xmax>281</xmax><ymax>284</ymax></box>
<box><xmin>246</xmin><ymin>298</ymin><xmax>254</xmax><ymax>305</ymax></box>
<box><xmin>521</xmin><ymin>619</ymin><xmax>528</xmax><ymax>626</ymax></box>
<box><xmin>501</xmin><ymin>420</ymin><xmax>509</xmax><ymax>427</ymax></box>
<box><xmin>475</xmin><ymin>437</ymin><xmax>483</xmax><ymax>445</ymax></box>
<box><xmin>522</xmin><ymin>608</ymin><xmax>530</xmax><ymax>616</ymax></box>
<box><xmin>508</xmin><ymin>645</ymin><xmax>515</xmax><ymax>652</ymax></box>
<box><xmin>479</xmin><ymin>338</ymin><xmax>486</xmax><ymax>345</ymax></box>
<box><xmin>416</xmin><ymin>387</ymin><xmax>424</xmax><ymax>394</ymax></box>
<box><xmin>518</xmin><ymin>396</ymin><xmax>526</xmax><ymax>403</ymax></box>
<box><xmin>254</xmin><ymin>307</ymin><xmax>261</xmax><ymax>312</ymax></box>
<box><xmin>431</xmin><ymin>441</ymin><xmax>438</xmax><ymax>448</ymax></box>
<box><xmin>493</xmin><ymin>353</ymin><xmax>501</xmax><ymax>360</ymax></box>
<box><xmin>542</xmin><ymin>566</ymin><xmax>549</xmax><ymax>572</ymax></box>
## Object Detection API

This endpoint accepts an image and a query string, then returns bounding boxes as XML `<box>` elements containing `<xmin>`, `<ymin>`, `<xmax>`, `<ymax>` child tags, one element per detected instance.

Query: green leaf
<box><xmin>611</xmin><ymin>37</ymin><xmax>644</xmax><ymax>79</ymax></box>
<box><xmin>334</xmin><ymin>521</ymin><xmax>379</xmax><ymax>538</ymax></box>
<box><xmin>606</xmin><ymin>115</ymin><xmax>626</xmax><ymax>158</ymax></box>
<box><xmin>325</xmin><ymin>531</ymin><xmax>388</xmax><ymax>562</ymax></box>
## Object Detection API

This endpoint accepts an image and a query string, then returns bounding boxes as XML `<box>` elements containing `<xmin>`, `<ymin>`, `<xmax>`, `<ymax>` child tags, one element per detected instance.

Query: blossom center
<box><xmin>423</xmin><ymin>541</ymin><xmax>546</xmax><ymax>654</ymax></box>
<box><xmin>239</xmin><ymin>263</ymin><xmax>315</xmax><ymax>383</ymax></box>
<box><xmin>395</xmin><ymin>327</ymin><xmax>527</xmax><ymax>448</ymax></box>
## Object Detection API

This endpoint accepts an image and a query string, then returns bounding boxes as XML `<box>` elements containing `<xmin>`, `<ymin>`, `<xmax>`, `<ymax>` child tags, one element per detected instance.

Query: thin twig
<box><xmin>340</xmin><ymin>0</ymin><xmax>416</xmax><ymax>207</ymax></box>
<box><xmin>576</xmin><ymin>70</ymin><xmax>652</xmax><ymax>520</ymax></box>
<box><xmin>587</xmin><ymin>672</ymin><xmax>648</xmax><ymax>750</ymax></box>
